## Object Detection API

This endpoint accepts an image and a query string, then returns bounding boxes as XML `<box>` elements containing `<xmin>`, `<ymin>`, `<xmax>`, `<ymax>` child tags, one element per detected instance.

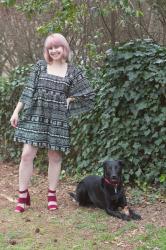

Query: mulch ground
<box><xmin>0</xmin><ymin>162</ymin><xmax>165</xmax><ymax>250</ymax></box>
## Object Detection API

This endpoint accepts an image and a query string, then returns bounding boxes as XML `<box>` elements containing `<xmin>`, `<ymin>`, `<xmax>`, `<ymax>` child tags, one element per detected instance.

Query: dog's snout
<box><xmin>111</xmin><ymin>166</ymin><xmax>118</xmax><ymax>179</ymax></box>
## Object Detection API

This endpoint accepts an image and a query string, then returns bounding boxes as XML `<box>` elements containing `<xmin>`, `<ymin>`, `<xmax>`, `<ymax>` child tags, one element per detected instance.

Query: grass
<box><xmin>135</xmin><ymin>224</ymin><xmax>166</xmax><ymax>250</ymax></box>
<box><xmin>0</xmin><ymin>169</ymin><xmax>165</xmax><ymax>250</ymax></box>
<box><xmin>1</xmin><ymin>205</ymin><xmax>165</xmax><ymax>250</ymax></box>
<box><xmin>0</xmin><ymin>206</ymin><xmax>136</xmax><ymax>250</ymax></box>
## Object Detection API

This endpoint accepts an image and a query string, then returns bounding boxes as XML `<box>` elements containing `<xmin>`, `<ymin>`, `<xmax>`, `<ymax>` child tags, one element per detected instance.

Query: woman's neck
<box><xmin>50</xmin><ymin>59</ymin><xmax>67</xmax><ymax>66</ymax></box>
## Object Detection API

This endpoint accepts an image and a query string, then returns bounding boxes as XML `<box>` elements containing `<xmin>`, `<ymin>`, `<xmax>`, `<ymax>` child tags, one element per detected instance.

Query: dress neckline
<box><xmin>45</xmin><ymin>63</ymin><xmax>70</xmax><ymax>79</ymax></box>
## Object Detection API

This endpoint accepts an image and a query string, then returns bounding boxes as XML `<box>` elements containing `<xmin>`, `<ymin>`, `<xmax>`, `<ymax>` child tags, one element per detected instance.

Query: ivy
<box><xmin>65</xmin><ymin>39</ymin><xmax>166</xmax><ymax>188</ymax></box>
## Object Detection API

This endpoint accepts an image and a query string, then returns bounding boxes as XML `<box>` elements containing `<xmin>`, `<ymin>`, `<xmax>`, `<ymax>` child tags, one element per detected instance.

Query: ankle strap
<box><xmin>48</xmin><ymin>189</ymin><xmax>56</xmax><ymax>193</ymax></box>
<box><xmin>18</xmin><ymin>189</ymin><xmax>28</xmax><ymax>194</ymax></box>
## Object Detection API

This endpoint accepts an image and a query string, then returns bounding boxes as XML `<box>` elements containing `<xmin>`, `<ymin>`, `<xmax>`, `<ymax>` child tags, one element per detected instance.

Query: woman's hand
<box><xmin>66</xmin><ymin>97</ymin><xmax>75</xmax><ymax>109</ymax></box>
<box><xmin>10</xmin><ymin>101</ymin><xmax>23</xmax><ymax>128</ymax></box>
<box><xmin>10</xmin><ymin>112</ymin><xmax>19</xmax><ymax>128</ymax></box>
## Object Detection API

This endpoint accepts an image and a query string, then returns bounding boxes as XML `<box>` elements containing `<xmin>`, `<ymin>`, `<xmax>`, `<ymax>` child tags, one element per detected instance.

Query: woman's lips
<box><xmin>50</xmin><ymin>52</ymin><xmax>60</xmax><ymax>56</ymax></box>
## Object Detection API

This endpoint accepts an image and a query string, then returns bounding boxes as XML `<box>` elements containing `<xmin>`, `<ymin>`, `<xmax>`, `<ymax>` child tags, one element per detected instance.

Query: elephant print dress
<box><xmin>14</xmin><ymin>60</ymin><xmax>95</xmax><ymax>153</ymax></box>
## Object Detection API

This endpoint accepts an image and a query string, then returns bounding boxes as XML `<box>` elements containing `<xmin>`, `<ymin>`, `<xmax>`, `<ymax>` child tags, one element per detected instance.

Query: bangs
<box><xmin>45</xmin><ymin>36</ymin><xmax>65</xmax><ymax>49</ymax></box>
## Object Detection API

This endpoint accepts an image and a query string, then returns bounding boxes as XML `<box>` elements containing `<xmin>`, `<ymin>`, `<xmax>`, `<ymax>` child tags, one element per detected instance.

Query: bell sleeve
<box><xmin>19</xmin><ymin>60</ymin><xmax>41</xmax><ymax>110</ymax></box>
<box><xmin>67</xmin><ymin>67</ymin><xmax>95</xmax><ymax>117</ymax></box>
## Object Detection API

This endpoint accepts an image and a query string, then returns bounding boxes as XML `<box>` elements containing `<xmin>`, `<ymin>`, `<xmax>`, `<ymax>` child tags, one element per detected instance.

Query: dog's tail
<box><xmin>68</xmin><ymin>192</ymin><xmax>77</xmax><ymax>201</ymax></box>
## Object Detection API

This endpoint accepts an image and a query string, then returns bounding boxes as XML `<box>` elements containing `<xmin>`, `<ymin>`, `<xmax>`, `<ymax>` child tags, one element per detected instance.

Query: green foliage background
<box><xmin>67</xmin><ymin>39</ymin><xmax>166</xmax><ymax>187</ymax></box>
<box><xmin>0</xmin><ymin>65</ymin><xmax>31</xmax><ymax>161</ymax></box>
<box><xmin>0</xmin><ymin>39</ymin><xmax>166</xmax><ymax>187</ymax></box>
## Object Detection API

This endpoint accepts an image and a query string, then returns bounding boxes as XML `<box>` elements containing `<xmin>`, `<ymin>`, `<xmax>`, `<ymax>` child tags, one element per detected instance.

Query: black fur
<box><xmin>69</xmin><ymin>160</ymin><xmax>141</xmax><ymax>221</ymax></box>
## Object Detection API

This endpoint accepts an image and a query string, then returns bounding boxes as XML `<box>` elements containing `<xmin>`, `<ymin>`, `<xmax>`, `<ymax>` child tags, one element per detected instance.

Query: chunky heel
<box><xmin>15</xmin><ymin>189</ymin><xmax>31</xmax><ymax>213</ymax></box>
<box><xmin>48</xmin><ymin>189</ymin><xmax>58</xmax><ymax>211</ymax></box>
<box><xmin>26</xmin><ymin>191</ymin><xmax>31</xmax><ymax>206</ymax></box>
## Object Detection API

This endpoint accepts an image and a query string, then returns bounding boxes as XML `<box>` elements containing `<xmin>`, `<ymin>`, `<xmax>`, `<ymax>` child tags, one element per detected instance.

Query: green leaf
<box><xmin>2</xmin><ymin>0</ymin><xmax>16</xmax><ymax>6</ymax></box>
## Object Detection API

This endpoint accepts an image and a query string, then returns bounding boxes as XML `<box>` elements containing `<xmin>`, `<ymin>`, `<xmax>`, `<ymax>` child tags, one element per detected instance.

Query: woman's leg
<box><xmin>19</xmin><ymin>144</ymin><xmax>38</xmax><ymax>191</ymax></box>
<box><xmin>16</xmin><ymin>144</ymin><xmax>38</xmax><ymax>210</ymax></box>
<box><xmin>47</xmin><ymin>150</ymin><xmax>62</xmax><ymax>209</ymax></box>
<box><xmin>48</xmin><ymin>150</ymin><xmax>62</xmax><ymax>190</ymax></box>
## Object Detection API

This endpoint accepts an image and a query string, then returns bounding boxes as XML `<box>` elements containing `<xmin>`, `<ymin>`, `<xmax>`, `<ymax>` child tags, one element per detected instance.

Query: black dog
<box><xmin>69</xmin><ymin>160</ymin><xmax>141</xmax><ymax>221</ymax></box>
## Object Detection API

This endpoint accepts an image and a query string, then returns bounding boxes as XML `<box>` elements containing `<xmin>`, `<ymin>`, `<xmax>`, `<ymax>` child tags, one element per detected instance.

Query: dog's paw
<box><xmin>121</xmin><ymin>214</ymin><xmax>131</xmax><ymax>221</ymax></box>
<box><xmin>131</xmin><ymin>213</ymin><xmax>142</xmax><ymax>220</ymax></box>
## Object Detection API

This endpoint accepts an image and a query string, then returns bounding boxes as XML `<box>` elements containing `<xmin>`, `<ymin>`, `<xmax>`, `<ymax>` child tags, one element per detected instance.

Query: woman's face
<box><xmin>48</xmin><ymin>45</ymin><xmax>64</xmax><ymax>62</ymax></box>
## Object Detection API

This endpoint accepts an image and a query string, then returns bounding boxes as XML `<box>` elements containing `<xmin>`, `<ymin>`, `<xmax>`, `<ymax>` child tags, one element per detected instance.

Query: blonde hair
<box><xmin>44</xmin><ymin>33</ymin><xmax>70</xmax><ymax>63</ymax></box>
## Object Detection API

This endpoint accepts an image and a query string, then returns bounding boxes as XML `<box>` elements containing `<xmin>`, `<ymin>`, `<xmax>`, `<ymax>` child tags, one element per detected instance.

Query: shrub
<box><xmin>0</xmin><ymin>65</ymin><xmax>31</xmax><ymax>161</ymax></box>
<box><xmin>66</xmin><ymin>39</ymin><xmax>166</xmax><ymax>187</ymax></box>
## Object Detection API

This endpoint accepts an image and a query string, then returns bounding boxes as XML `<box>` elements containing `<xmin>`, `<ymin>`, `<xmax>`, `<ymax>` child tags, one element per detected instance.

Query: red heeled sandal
<box><xmin>15</xmin><ymin>189</ymin><xmax>30</xmax><ymax>213</ymax></box>
<box><xmin>48</xmin><ymin>189</ymin><xmax>58</xmax><ymax>211</ymax></box>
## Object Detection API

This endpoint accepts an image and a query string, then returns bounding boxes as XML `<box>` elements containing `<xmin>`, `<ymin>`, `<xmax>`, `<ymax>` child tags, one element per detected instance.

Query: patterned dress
<box><xmin>14</xmin><ymin>60</ymin><xmax>95</xmax><ymax>153</ymax></box>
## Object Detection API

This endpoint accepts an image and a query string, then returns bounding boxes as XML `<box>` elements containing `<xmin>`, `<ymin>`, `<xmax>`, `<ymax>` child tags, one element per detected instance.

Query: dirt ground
<box><xmin>0</xmin><ymin>162</ymin><xmax>166</xmax><ymax>250</ymax></box>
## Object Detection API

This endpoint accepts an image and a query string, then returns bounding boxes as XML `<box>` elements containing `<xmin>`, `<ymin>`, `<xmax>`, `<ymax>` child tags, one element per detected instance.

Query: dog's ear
<box><xmin>103</xmin><ymin>161</ymin><xmax>108</xmax><ymax>177</ymax></box>
<box><xmin>103</xmin><ymin>160</ymin><xmax>108</xmax><ymax>166</ymax></box>
<box><xmin>118</xmin><ymin>160</ymin><xmax>124</xmax><ymax>167</ymax></box>
<box><xmin>101</xmin><ymin>177</ymin><xmax>105</xmax><ymax>187</ymax></box>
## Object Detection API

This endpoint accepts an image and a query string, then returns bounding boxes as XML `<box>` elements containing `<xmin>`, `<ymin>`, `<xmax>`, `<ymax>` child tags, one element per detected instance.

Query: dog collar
<box><xmin>104</xmin><ymin>178</ymin><xmax>119</xmax><ymax>193</ymax></box>
<box><xmin>104</xmin><ymin>178</ymin><xmax>119</xmax><ymax>185</ymax></box>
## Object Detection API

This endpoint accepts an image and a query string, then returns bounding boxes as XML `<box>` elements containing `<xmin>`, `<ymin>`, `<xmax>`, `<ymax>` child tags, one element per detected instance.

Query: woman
<box><xmin>10</xmin><ymin>33</ymin><xmax>95</xmax><ymax>212</ymax></box>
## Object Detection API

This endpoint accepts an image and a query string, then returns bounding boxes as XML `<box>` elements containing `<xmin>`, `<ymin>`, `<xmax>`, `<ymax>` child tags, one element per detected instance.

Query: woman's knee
<box><xmin>48</xmin><ymin>150</ymin><xmax>62</xmax><ymax>163</ymax></box>
<box><xmin>21</xmin><ymin>144</ymin><xmax>37</xmax><ymax>162</ymax></box>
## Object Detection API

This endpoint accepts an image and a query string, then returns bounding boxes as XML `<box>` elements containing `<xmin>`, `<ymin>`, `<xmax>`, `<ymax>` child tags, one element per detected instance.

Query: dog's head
<box><xmin>103</xmin><ymin>160</ymin><xmax>124</xmax><ymax>184</ymax></box>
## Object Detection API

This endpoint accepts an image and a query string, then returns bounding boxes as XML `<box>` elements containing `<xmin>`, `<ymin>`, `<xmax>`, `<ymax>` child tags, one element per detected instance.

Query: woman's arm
<box><xmin>10</xmin><ymin>101</ymin><xmax>24</xmax><ymax>128</ymax></box>
<box><xmin>66</xmin><ymin>97</ymin><xmax>76</xmax><ymax>109</ymax></box>
<box><xmin>67</xmin><ymin>67</ymin><xmax>95</xmax><ymax>117</ymax></box>
<box><xmin>13</xmin><ymin>101</ymin><xmax>24</xmax><ymax>114</ymax></box>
